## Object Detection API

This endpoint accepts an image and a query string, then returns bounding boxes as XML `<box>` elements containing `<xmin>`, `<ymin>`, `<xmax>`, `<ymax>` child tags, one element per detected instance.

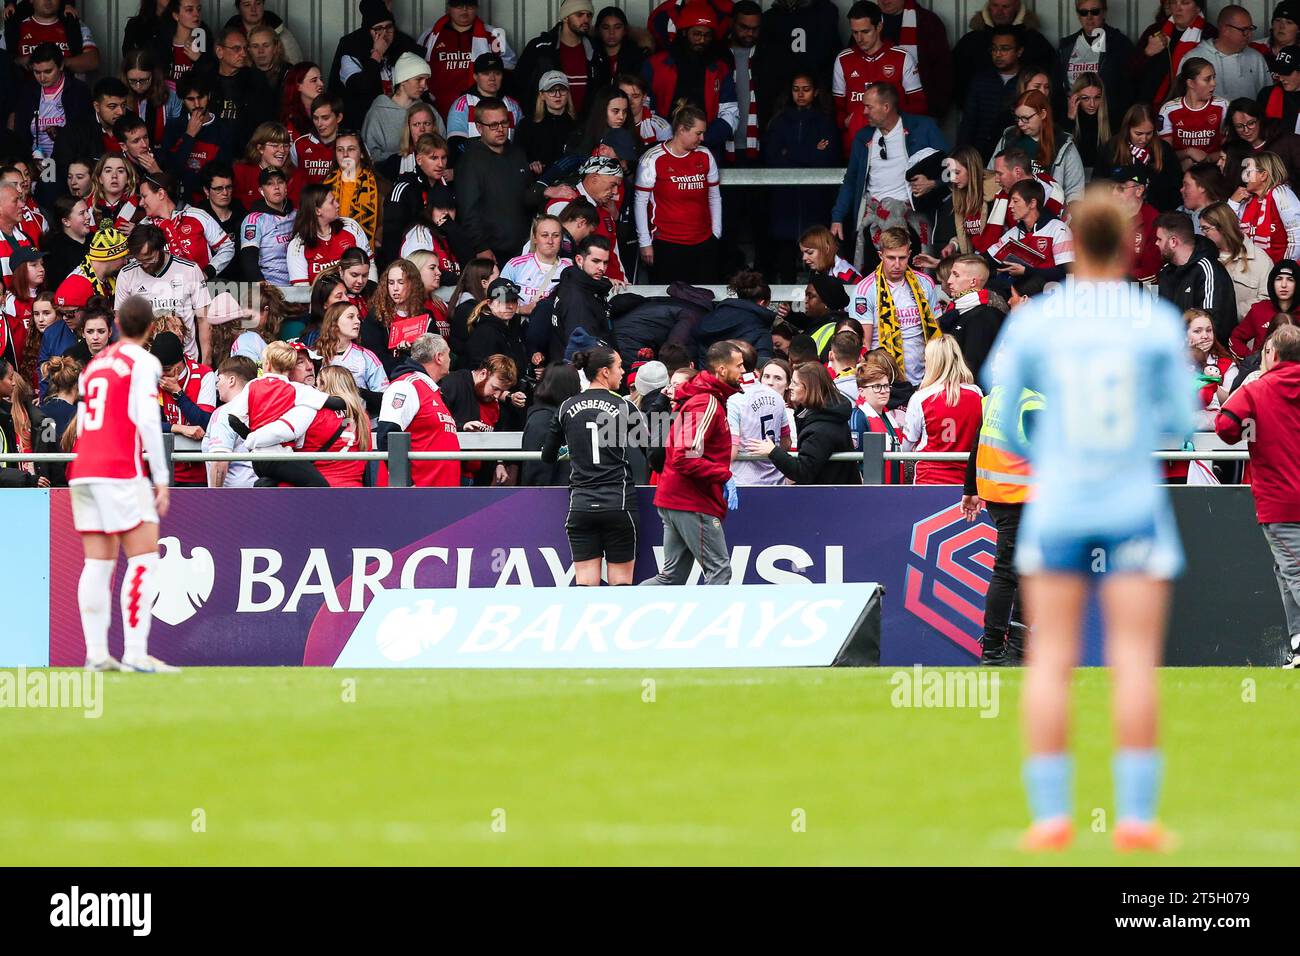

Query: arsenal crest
<box><xmin>855</xmin><ymin>299</ymin><xmax>868</xmax><ymax>316</ymax></box>
<box><xmin>883</xmin><ymin>64</ymin><xmax>897</xmax><ymax>79</ymax></box>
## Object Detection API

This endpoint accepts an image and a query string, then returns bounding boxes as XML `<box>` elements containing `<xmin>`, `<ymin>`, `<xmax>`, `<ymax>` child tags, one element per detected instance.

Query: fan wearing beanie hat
<box><xmin>642</xmin><ymin>2</ymin><xmax>739</xmax><ymax>153</ymax></box>
<box><xmin>646</xmin><ymin>0</ymin><xmax>732</xmax><ymax>49</ymax></box>
<box><xmin>54</xmin><ymin>228</ymin><xmax>130</xmax><ymax>314</ymax></box>
<box><xmin>362</xmin><ymin>53</ymin><xmax>434</xmax><ymax>162</ymax></box>
<box><xmin>514</xmin><ymin>0</ymin><xmax>601</xmax><ymax>114</ymax></box>
<box><xmin>150</xmin><ymin>329</ymin><xmax>218</xmax><ymax>486</ymax></box>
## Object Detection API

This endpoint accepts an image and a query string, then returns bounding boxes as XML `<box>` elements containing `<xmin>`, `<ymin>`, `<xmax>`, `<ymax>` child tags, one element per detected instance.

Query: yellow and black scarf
<box><xmin>325</xmin><ymin>167</ymin><xmax>382</xmax><ymax>249</ymax></box>
<box><xmin>875</xmin><ymin>265</ymin><xmax>939</xmax><ymax>369</ymax></box>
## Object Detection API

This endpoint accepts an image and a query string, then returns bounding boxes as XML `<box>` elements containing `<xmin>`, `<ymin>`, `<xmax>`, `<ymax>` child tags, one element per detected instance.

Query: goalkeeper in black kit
<box><xmin>541</xmin><ymin>347</ymin><xmax>648</xmax><ymax>585</ymax></box>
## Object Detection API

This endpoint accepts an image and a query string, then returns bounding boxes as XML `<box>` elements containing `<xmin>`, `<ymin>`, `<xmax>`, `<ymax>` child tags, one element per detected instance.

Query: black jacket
<box><xmin>768</xmin><ymin>394</ymin><xmax>860</xmax><ymax>485</ymax></box>
<box><xmin>515</xmin><ymin>110</ymin><xmax>579</xmax><ymax>170</ymax></box>
<box><xmin>1157</xmin><ymin>235</ymin><xmax>1238</xmax><ymax>345</ymax></box>
<box><xmin>958</xmin><ymin>69</ymin><xmax>1017</xmax><ymax>161</ymax></box>
<box><xmin>454</xmin><ymin>138</ymin><xmax>539</xmax><ymax>259</ymax></box>
<box><xmin>548</xmin><ymin>266</ymin><xmax>612</xmax><ymax>362</ymax></box>
<box><xmin>953</xmin><ymin>18</ymin><xmax>1056</xmax><ymax>97</ymax></box>
<box><xmin>0</xmin><ymin>396</ymin><xmax>54</xmax><ymax>488</ymax></box>
<box><xmin>381</xmin><ymin>169</ymin><xmax>437</xmax><ymax>268</ymax></box>
<box><xmin>326</xmin><ymin>24</ymin><xmax>422</xmax><ymax>128</ymax></box>
<box><xmin>692</xmin><ymin>299</ymin><xmax>773</xmax><ymax>367</ymax></box>
<box><xmin>520</xmin><ymin>403</ymin><xmax>571</xmax><ymax>486</ymax></box>
<box><xmin>51</xmin><ymin>112</ymin><xmax>114</xmax><ymax>190</ymax></box>
<box><xmin>463</xmin><ymin>312</ymin><xmax>529</xmax><ymax>375</ymax></box>
<box><xmin>208</xmin><ymin>65</ymin><xmax>275</xmax><ymax>145</ymax></box>
<box><xmin>608</xmin><ymin>294</ymin><xmax>702</xmax><ymax>368</ymax></box>
<box><xmin>1054</xmin><ymin>26</ymin><xmax>1135</xmax><ymax>123</ymax></box>
<box><xmin>763</xmin><ymin>104</ymin><xmax>841</xmax><ymax>242</ymax></box>
<box><xmin>15</xmin><ymin>72</ymin><xmax>92</xmax><ymax>157</ymax></box>
<box><xmin>513</xmin><ymin>26</ymin><xmax>608</xmax><ymax>113</ymax></box>
<box><xmin>40</xmin><ymin>230</ymin><xmax>89</xmax><ymax>289</ymax></box>
<box><xmin>940</xmin><ymin>302</ymin><xmax>1004</xmax><ymax>386</ymax></box>
<box><xmin>758</xmin><ymin>0</ymin><xmax>843</xmax><ymax>103</ymax></box>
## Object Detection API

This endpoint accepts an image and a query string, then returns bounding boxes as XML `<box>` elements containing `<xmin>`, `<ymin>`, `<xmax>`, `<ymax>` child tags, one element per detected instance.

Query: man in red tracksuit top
<box><xmin>643</xmin><ymin>340</ymin><xmax>744</xmax><ymax>585</ymax></box>
<box><xmin>1215</xmin><ymin>324</ymin><xmax>1300</xmax><ymax>668</ymax></box>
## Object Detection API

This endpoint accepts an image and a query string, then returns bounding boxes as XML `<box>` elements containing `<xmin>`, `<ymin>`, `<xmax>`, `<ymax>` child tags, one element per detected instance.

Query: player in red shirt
<box><xmin>138</xmin><ymin>171</ymin><xmax>234</xmax><ymax>278</ymax></box>
<box><xmin>1157</xmin><ymin>57</ymin><xmax>1228</xmax><ymax>167</ymax></box>
<box><xmin>377</xmin><ymin>332</ymin><xmax>460</xmax><ymax>487</ymax></box>
<box><xmin>67</xmin><ymin>296</ymin><xmax>177</xmax><ymax>673</ymax></box>
<box><xmin>634</xmin><ymin>106</ymin><xmax>721</xmax><ymax>284</ymax></box>
<box><xmin>831</xmin><ymin>1</ymin><xmax>925</xmax><ymax>151</ymax></box>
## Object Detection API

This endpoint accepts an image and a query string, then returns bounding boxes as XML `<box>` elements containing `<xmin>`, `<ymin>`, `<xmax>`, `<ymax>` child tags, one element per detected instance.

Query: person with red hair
<box><xmin>280</xmin><ymin>61</ymin><xmax>325</xmax><ymax>140</ymax></box>
<box><xmin>993</xmin><ymin>90</ymin><xmax>1086</xmax><ymax>202</ymax></box>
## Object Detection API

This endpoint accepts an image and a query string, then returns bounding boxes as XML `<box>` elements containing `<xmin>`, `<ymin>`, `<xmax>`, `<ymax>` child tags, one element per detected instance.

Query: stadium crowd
<box><xmin>0</xmin><ymin>0</ymin><xmax>1299</xmax><ymax>496</ymax></box>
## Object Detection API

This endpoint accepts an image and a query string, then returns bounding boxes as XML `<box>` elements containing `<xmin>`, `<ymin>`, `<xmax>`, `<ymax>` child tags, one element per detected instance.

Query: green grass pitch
<box><xmin>1</xmin><ymin>667</ymin><xmax>1296</xmax><ymax>866</ymax></box>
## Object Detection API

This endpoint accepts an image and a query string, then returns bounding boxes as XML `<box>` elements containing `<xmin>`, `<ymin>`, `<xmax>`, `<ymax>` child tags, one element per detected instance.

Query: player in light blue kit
<box><xmin>985</xmin><ymin>189</ymin><xmax>1198</xmax><ymax>852</ymax></box>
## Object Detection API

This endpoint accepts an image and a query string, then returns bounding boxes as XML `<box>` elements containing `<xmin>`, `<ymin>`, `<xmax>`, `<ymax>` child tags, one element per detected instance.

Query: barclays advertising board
<box><xmin>339</xmin><ymin>584</ymin><xmax>882</xmax><ymax>668</ymax></box>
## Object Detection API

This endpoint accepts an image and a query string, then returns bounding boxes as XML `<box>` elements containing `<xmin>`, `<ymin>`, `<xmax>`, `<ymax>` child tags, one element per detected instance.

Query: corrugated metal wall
<box><xmin>83</xmin><ymin>1</ymin><xmax>1286</xmax><ymax>79</ymax></box>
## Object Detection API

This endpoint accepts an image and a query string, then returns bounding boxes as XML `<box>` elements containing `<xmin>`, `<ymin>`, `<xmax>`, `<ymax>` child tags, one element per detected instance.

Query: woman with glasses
<box><xmin>119</xmin><ymin>49</ymin><xmax>181</xmax><ymax>146</ymax></box>
<box><xmin>232</xmin><ymin>121</ymin><xmax>307</xmax><ymax>211</ymax></box>
<box><xmin>1200</xmin><ymin>200</ymin><xmax>1273</xmax><ymax>322</ymax></box>
<box><xmin>1222</xmin><ymin>97</ymin><xmax>1300</xmax><ymax>173</ymax></box>
<box><xmin>849</xmin><ymin>351</ymin><xmax>905</xmax><ymax>485</ymax></box>
<box><xmin>517</xmin><ymin>73</ymin><xmax>578</xmax><ymax>177</ymax></box>
<box><xmin>993</xmin><ymin>91</ymin><xmax>1086</xmax><ymax>203</ymax></box>
<box><xmin>1157</xmin><ymin>58</ymin><xmax>1227</xmax><ymax>170</ymax></box>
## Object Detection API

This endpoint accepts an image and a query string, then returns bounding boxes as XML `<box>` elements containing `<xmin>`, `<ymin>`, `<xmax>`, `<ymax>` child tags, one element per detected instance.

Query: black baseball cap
<box><xmin>486</xmin><ymin>278</ymin><xmax>520</xmax><ymax>304</ymax></box>
<box><xmin>1275</xmin><ymin>45</ymin><xmax>1300</xmax><ymax>76</ymax></box>
<box><xmin>474</xmin><ymin>52</ymin><xmax>505</xmax><ymax>74</ymax></box>
<box><xmin>1108</xmin><ymin>164</ymin><xmax>1151</xmax><ymax>188</ymax></box>
<box><xmin>1274</xmin><ymin>1</ymin><xmax>1300</xmax><ymax>26</ymax></box>
<box><xmin>8</xmin><ymin>245</ymin><xmax>46</xmax><ymax>269</ymax></box>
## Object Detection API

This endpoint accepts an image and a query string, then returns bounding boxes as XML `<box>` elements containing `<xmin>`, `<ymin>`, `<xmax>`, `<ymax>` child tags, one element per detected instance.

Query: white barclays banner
<box><xmin>338</xmin><ymin>584</ymin><xmax>883</xmax><ymax>668</ymax></box>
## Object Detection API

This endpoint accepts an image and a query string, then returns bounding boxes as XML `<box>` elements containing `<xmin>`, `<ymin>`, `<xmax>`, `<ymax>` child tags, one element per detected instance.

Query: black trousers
<box><xmin>652</xmin><ymin>236</ymin><xmax>719</xmax><ymax>285</ymax></box>
<box><xmin>984</xmin><ymin>502</ymin><xmax>1025</xmax><ymax>643</ymax></box>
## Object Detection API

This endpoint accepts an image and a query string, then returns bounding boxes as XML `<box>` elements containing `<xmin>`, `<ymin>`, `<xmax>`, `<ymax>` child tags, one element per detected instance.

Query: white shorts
<box><xmin>71</xmin><ymin>479</ymin><xmax>159</xmax><ymax>534</ymax></box>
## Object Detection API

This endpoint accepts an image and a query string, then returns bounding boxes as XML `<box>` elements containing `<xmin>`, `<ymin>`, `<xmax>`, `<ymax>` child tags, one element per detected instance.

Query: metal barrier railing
<box><xmin>0</xmin><ymin>433</ymin><xmax>1251</xmax><ymax>486</ymax></box>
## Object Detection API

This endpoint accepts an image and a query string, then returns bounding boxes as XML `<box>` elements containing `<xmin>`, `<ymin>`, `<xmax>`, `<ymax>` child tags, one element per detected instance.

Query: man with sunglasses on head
<box><xmin>830</xmin><ymin>81</ymin><xmax>947</xmax><ymax>273</ymax></box>
<box><xmin>1055</xmin><ymin>0</ymin><xmax>1134</xmax><ymax>121</ymax></box>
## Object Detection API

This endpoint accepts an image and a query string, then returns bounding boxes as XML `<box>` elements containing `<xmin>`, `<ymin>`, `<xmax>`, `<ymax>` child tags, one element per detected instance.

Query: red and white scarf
<box><xmin>725</xmin><ymin>59</ymin><xmax>759</xmax><ymax>162</ymax></box>
<box><xmin>1155</xmin><ymin>15</ymin><xmax>1205</xmax><ymax>104</ymax></box>
<box><xmin>893</xmin><ymin>1</ymin><xmax>920</xmax><ymax>62</ymax></box>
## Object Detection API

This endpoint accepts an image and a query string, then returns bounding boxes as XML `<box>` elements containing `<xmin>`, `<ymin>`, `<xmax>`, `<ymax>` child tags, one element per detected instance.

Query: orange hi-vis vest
<box><xmin>974</xmin><ymin>385</ymin><xmax>1043</xmax><ymax>504</ymax></box>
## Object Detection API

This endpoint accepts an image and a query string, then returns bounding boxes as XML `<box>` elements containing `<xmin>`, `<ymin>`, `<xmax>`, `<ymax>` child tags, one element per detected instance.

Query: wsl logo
<box><xmin>903</xmin><ymin>504</ymin><xmax>995</xmax><ymax>656</ymax></box>
<box><xmin>152</xmin><ymin>536</ymin><xmax>215</xmax><ymax>626</ymax></box>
